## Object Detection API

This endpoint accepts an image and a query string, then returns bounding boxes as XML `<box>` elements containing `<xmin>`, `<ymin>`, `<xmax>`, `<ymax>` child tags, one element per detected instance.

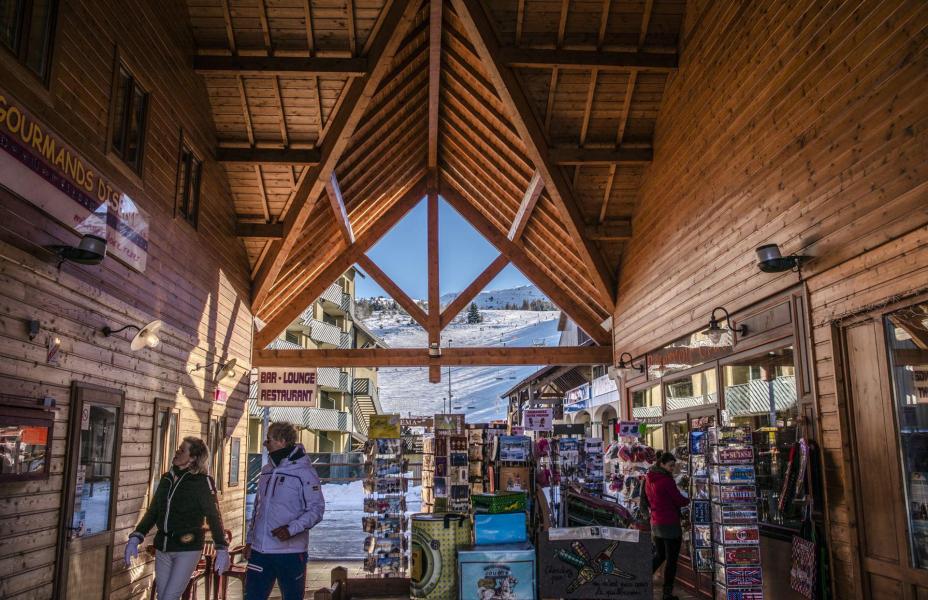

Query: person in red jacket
<box><xmin>644</xmin><ymin>452</ymin><xmax>689</xmax><ymax>600</ymax></box>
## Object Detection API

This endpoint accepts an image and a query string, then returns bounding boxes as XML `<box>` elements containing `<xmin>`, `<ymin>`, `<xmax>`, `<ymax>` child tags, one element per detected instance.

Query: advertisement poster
<box><xmin>538</xmin><ymin>529</ymin><xmax>651</xmax><ymax>599</ymax></box>
<box><xmin>0</xmin><ymin>87</ymin><xmax>150</xmax><ymax>271</ymax></box>
<box><xmin>256</xmin><ymin>367</ymin><xmax>318</xmax><ymax>407</ymax></box>
<box><xmin>369</xmin><ymin>414</ymin><xmax>401</xmax><ymax>439</ymax></box>
<box><xmin>433</xmin><ymin>413</ymin><xmax>464</xmax><ymax>434</ymax></box>
<box><xmin>616</xmin><ymin>420</ymin><xmax>640</xmax><ymax>437</ymax></box>
<box><xmin>522</xmin><ymin>408</ymin><xmax>553</xmax><ymax>431</ymax></box>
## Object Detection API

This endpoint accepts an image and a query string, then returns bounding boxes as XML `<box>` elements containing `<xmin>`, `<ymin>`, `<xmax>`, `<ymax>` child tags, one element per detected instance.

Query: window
<box><xmin>110</xmin><ymin>63</ymin><xmax>148</xmax><ymax>173</ymax></box>
<box><xmin>0</xmin><ymin>399</ymin><xmax>53</xmax><ymax>482</ymax></box>
<box><xmin>631</xmin><ymin>385</ymin><xmax>664</xmax><ymax>450</ymax></box>
<box><xmin>885</xmin><ymin>301</ymin><xmax>928</xmax><ymax>569</ymax></box>
<box><xmin>150</xmin><ymin>403</ymin><xmax>178</xmax><ymax>497</ymax></box>
<box><xmin>209</xmin><ymin>416</ymin><xmax>225</xmax><ymax>488</ymax></box>
<box><xmin>664</xmin><ymin>368</ymin><xmax>717</xmax><ymax>412</ymax></box>
<box><xmin>175</xmin><ymin>137</ymin><xmax>202</xmax><ymax>227</ymax></box>
<box><xmin>0</xmin><ymin>0</ymin><xmax>56</xmax><ymax>80</ymax></box>
<box><xmin>229</xmin><ymin>437</ymin><xmax>240</xmax><ymax>486</ymax></box>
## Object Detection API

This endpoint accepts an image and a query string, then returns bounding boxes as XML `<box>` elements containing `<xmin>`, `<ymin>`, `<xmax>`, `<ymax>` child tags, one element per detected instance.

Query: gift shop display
<box><xmin>580</xmin><ymin>438</ymin><xmax>604</xmax><ymax>495</ymax></box>
<box><xmin>410</xmin><ymin>513</ymin><xmax>472</xmax><ymax>599</ymax></box>
<box><xmin>423</xmin><ymin>414</ymin><xmax>470</xmax><ymax>513</ymax></box>
<box><xmin>363</xmin><ymin>426</ymin><xmax>409</xmax><ymax>577</ymax></box>
<box><xmin>457</xmin><ymin>543</ymin><xmax>536</xmax><ymax>600</ymax></box>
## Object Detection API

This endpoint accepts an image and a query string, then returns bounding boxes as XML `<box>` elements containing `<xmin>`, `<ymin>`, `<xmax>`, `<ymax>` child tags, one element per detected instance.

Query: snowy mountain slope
<box><xmin>439</xmin><ymin>283</ymin><xmax>550</xmax><ymax>310</ymax></box>
<box><xmin>361</xmin><ymin>308</ymin><xmax>560</xmax><ymax>422</ymax></box>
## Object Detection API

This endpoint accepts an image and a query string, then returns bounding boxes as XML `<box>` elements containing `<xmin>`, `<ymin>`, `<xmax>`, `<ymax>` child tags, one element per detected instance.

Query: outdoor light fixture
<box><xmin>101</xmin><ymin>319</ymin><xmax>163</xmax><ymax>350</ymax></box>
<box><xmin>756</xmin><ymin>243</ymin><xmax>807</xmax><ymax>273</ymax></box>
<box><xmin>47</xmin><ymin>234</ymin><xmax>107</xmax><ymax>266</ymax></box>
<box><xmin>703</xmin><ymin>307</ymin><xmax>746</xmax><ymax>344</ymax></box>
<box><xmin>428</xmin><ymin>342</ymin><xmax>441</xmax><ymax>357</ymax></box>
<box><xmin>615</xmin><ymin>352</ymin><xmax>646</xmax><ymax>379</ymax></box>
<box><xmin>191</xmin><ymin>358</ymin><xmax>238</xmax><ymax>383</ymax></box>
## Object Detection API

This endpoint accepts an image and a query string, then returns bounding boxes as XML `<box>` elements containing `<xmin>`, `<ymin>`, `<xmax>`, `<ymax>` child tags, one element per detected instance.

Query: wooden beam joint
<box><xmin>254</xmin><ymin>346</ymin><xmax>614</xmax><ymax>368</ymax></box>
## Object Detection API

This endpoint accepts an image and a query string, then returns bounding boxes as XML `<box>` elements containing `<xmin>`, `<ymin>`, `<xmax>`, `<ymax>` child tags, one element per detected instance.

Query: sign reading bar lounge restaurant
<box><xmin>256</xmin><ymin>367</ymin><xmax>318</xmax><ymax>407</ymax></box>
<box><xmin>0</xmin><ymin>87</ymin><xmax>150</xmax><ymax>271</ymax></box>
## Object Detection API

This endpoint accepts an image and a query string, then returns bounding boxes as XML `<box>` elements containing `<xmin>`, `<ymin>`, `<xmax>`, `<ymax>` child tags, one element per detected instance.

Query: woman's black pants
<box><xmin>652</xmin><ymin>536</ymin><xmax>682</xmax><ymax>595</ymax></box>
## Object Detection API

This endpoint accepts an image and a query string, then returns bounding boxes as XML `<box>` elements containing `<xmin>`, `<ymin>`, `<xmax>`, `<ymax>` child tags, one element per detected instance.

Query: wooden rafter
<box><xmin>598</xmin><ymin>0</ymin><xmax>611</xmax><ymax>48</ymax></box>
<box><xmin>221</xmin><ymin>0</ymin><xmax>237</xmax><ymax>54</ymax></box>
<box><xmin>252</xmin><ymin>0</ymin><xmax>420</xmax><ymax>311</ymax></box>
<box><xmin>557</xmin><ymin>0</ymin><xmax>569</xmax><ymax>48</ymax></box>
<box><xmin>237</xmin><ymin>76</ymin><xmax>255</xmax><ymax>145</ymax></box>
<box><xmin>639</xmin><ymin>0</ymin><xmax>655</xmax><ymax>48</ymax></box>
<box><xmin>441</xmin><ymin>181</ymin><xmax>611</xmax><ymax>345</ymax></box>
<box><xmin>253</xmin><ymin>176</ymin><xmax>428</xmax><ymax>349</ymax></box>
<box><xmin>579</xmin><ymin>68</ymin><xmax>598</xmax><ymax>145</ymax></box>
<box><xmin>452</xmin><ymin>0</ymin><xmax>616</xmax><ymax>311</ymax></box>
<box><xmin>440</xmin><ymin>254</ymin><xmax>509</xmax><ymax>328</ymax></box>
<box><xmin>544</xmin><ymin>67</ymin><xmax>558</xmax><ymax>135</ymax></box>
<box><xmin>598</xmin><ymin>164</ymin><xmax>616</xmax><ymax>223</ymax></box>
<box><xmin>428</xmin><ymin>0</ymin><xmax>442</xmax><ymax>169</ymax></box>
<box><xmin>236</xmin><ymin>222</ymin><xmax>283</xmax><ymax>238</ymax></box>
<box><xmin>347</xmin><ymin>0</ymin><xmax>357</xmax><ymax>56</ymax></box>
<box><xmin>217</xmin><ymin>147</ymin><xmax>321</xmax><ymax>164</ymax></box>
<box><xmin>272</xmin><ymin>76</ymin><xmax>289</xmax><ymax>146</ymax></box>
<box><xmin>356</xmin><ymin>255</ymin><xmax>428</xmax><ymax>328</ymax></box>
<box><xmin>302</xmin><ymin>0</ymin><xmax>315</xmax><ymax>52</ymax></box>
<box><xmin>427</xmin><ymin>188</ymin><xmax>440</xmax><ymax>383</ymax></box>
<box><xmin>254</xmin><ymin>345</ymin><xmax>613</xmax><ymax>368</ymax></box>
<box><xmin>616</xmin><ymin>71</ymin><xmax>637</xmax><ymax>146</ymax></box>
<box><xmin>587</xmin><ymin>219</ymin><xmax>631</xmax><ymax>241</ymax></box>
<box><xmin>500</xmin><ymin>48</ymin><xmax>677</xmax><ymax>71</ymax></box>
<box><xmin>254</xmin><ymin>165</ymin><xmax>271</xmax><ymax>222</ymax></box>
<box><xmin>508</xmin><ymin>170</ymin><xmax>544</xmax><ymax>241</ymax></box>
<box><xmin>258</xmin><ymin>0</ymin><xmax>273</xmax><ymax>53</ymax></box>
<box><xmin>549</xmin><ymin>146</ymin><xmax>651</xmax><ymax>165</ymax></box>
<box><xmin>194</xmin><ymin>56</ymin><xmax>368</xmax><ymax>76</ymax></box>
<box><xmin>515</xmin><ymin>0</ymin><xmax>524</xmax><ymax>45</ymax></box>
<box><xmin>325</xmin><ymin>173</ymin><xmax>354</xmax><ymax>244</ymax></box>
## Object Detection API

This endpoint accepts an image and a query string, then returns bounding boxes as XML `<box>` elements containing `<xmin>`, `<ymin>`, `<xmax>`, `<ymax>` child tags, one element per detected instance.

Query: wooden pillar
<box><xmin>427</xmin><ymin>175</ymin><xmax>441</xmax><ymax>383</ymax></box>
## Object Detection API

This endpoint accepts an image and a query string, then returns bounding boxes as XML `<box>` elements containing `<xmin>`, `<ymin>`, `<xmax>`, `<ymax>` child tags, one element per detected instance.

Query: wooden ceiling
<box><xmin>184</xmin><ymin>0</ymin><xmax>684</xmax><ymax>348</ymax></box>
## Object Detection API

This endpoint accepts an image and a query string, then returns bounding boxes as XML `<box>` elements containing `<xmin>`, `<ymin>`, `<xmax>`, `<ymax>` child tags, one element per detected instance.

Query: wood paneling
<box><xmin>0</xmin><ymin>1</ymin><xmax>254</xmax><ymax>598</ymax></box>
<box><xmin>611</xmin><ymin>0</ymin><xmax>928</xmax><ymax>595</ymax></box>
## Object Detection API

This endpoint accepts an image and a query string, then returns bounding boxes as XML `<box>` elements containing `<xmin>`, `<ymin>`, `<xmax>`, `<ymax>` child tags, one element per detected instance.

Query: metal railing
<box><xmin>320</xmin><ymin>282</ymin><xmax>355</xmax><ymax>317</ymax></box>
<box><xmin>303</xmin><ymin>407</ymin><xmax>351</xmax><ymax>432</ymax></box>
<box><xmin>309</xmin><ymin>319</ymin><xmax>351</xmax><ymax>348</ymax></box>
<box><xmin>318</xmin><ymin>367</ymin><xmax>350</xmax><ymax>392</ymax></box>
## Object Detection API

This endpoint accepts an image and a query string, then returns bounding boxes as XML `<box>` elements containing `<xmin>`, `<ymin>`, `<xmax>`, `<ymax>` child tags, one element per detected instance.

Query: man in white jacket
<box><xmin>245</xmin><ymin>422</ymin><xmax>325</xmax><ymax>600</ymax></box>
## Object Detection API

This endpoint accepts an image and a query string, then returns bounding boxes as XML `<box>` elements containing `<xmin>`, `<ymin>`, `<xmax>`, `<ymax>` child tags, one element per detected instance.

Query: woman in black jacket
<box><xmin>124</xmin><ymin>436</ymin><xmax>229</xmax><ymax>600</ymax></box>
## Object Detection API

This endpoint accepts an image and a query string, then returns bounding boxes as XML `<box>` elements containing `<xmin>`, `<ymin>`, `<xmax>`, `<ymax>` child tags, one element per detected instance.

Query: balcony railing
<box><xmin>318</xmin><ymin>368</ymin><xmax>350</xmax><ymax>392</ymax></box>
<box><xmin>303</xmin><ymin>407</ymin><xmax>350</xmax><ymax>432</ymax></box>
<box><xmin>319</xmin><ymin>282</ymin><xmax>355</xmax><ymax>317</ymax></box>
<box><xmin>352</xmin><ymin>377</ymin><xmax>372</xmax><ymax>396</ymax></box>
<box><xmin>309</xmin><ymin>319</ymin><xmax>351</xmax><ymax>348</ymax></box>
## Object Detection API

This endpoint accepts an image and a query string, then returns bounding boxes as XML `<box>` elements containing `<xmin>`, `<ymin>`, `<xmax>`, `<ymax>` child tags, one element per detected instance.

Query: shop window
<box><xmin>722</xmin><ymin>346</ymin><xmax>801</xmax><ymax>529</ymax></box>
<box><xmin>0</xmin><ymin>0</ymin><xmax>57</xmax><ymax>80</ymax></box>
<box><xmin>664</xmin><ymin>368</ymin><xmax>717</xmax><ymax>412</ymax></box>
<box><xmin>885</xmin><ymin>301</ymin><xmax>928</xmax><ymax>569</ymax></box>
<box><xmin>631</xmin><ymin>385</ymin><xmax>664</xmax><ymax>450</ymax></box>
<box><xmin>229</xmin><ymin>437</ymin><xmax>240</xmax><ymax>486</ymax></box>
<box><xmin>150</xmin><ymin>403</ymin><xmax>178</xmax><ymax>497</ymax></box>
<box><xmin>0</xmin><ymin>400</ymin><xmax>53</xmax><ymax>482</ymax></box>
<box><xmin>110</xmin><ymin>63</ymin><xmax>148</xmax><ymax>173</ymax></box>
<box><xmin>209</xmin><ymin>416</ymin><xmax>225</xmax><ymax>488</ymax></box>
<box><xmin>175</xmin><ymin>137</ymin><xmax>202</xmax><ymax>227</ymax></box>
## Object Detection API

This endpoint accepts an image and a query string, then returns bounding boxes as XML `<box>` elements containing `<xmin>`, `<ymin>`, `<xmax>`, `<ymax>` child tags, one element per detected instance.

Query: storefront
<box><xmin>624</xmin><ymin>288</ymin><xmax>817</xmax><ymax>598</ymax></box>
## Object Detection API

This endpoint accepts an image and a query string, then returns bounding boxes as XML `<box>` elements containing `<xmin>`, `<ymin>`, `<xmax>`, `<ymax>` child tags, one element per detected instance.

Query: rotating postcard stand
<box><xmin>363</xmin><ymin>414</ymin><xmax>408</xmax><ymax>577</ymax></box>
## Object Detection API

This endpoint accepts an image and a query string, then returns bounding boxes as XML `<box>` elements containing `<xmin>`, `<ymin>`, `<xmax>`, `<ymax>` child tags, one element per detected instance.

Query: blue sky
<box><xmin>355</xmin><ymin>197</ymin><xmax>531</xmax><ymax>299</ymax></box>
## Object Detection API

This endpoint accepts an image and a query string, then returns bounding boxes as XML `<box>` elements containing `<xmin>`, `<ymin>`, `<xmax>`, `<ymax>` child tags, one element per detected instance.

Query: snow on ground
<box><xmin>363</xmin><ymin>308</ymin><xmax>560</xmax><ymax>422</ymax></box>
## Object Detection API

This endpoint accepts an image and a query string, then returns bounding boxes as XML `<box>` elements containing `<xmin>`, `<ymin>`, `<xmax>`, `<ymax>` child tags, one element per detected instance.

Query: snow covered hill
<box><xmin>360</xmin><ymin>307</ymin><xmax>560</xmax><ymax>422</ymax></box>
<box><xmin>439</xmin><ymin>283</ymin><xmax>551</xmax><ymax>310</ymax></box>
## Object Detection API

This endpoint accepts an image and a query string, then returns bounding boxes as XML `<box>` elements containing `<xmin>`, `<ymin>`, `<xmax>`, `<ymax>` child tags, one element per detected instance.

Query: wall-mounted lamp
<box><xmin>47</xmin><ymin>234</ymin><xmax>107</xmax><ymax>267</ymax></box>
<box><xmin>27</xmin><ymin>319</ymin><xmax>40</xmax><ymax>341</ymax></box>
<box><xmin>615</xmin><ymin>352</ymin><xmax>646</xmax><ymax>379</ymax></box>
<box><xmin>191</xmin><ymin>358</ymin><xmax>238</xmax><ymax>383</ymax></box>
<box><xmin>703</xmin><ymin>307</ymin><xmax>747</xmax><ymax>344</ymax></box>
<box><xmin>428</xmin><ymin>342</ymin><xmax>441</xmax><ymax>358</ymax></box>
<box><xmin>756</xmin><ymin>243</ymin><xmax>807</xmax><ymax>273</ymax></box>
<box><xmin>101</xmin><ymin>319</ymin><xmax>163</xmax><ymax>351</ymax></box>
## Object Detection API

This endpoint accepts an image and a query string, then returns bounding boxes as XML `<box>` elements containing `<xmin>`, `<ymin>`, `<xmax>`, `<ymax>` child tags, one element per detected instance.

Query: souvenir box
<box><xmin>472</xmin><ymin>491</ymin><xmax>527</xmax><ymax>514</ymax></box>
<box><xmin>474</xmin><ymin>512</ymin><xmax>527</xmax><ymax>545</ymax></box>
<box><xmin>713</xmin><ymin>525</ymin><xmax>760</xmax><ymax>545</ymax></box>
<box><xmin>457</xmin><ymin>543</ymin><xmax>536</xmax><ymax>600</ymax></box>
<box><xmin>712</xmin><ymin>503</ymin><xmax>758</xmax><ymax>525</ymax></box>
<box><xmin>537</xmin><ymin>528</ymin><xmax>651</xmax><ymax>599</ymax></box>
<box><xmin>411</xmin><ymin>513</ymin><xmax>472</xmax><ymax>599</ymax></box>
<box><xmin>715</xmin><ymin>585</ymin><xmax>764</xmax><ymax>600</ymax></box>
<box><xmin>709</xmin><ymin>465</ymin><xmax>756</xmax><ymax>485</ymax></box>
<box><xmin>715</xmin><ymin>564</ymin><xmax>763</xmax><ymax>587</ymax></box>
<box><xmin>714</xmin><ymin>545</ymin><xmax>761</xmax><ymax>566</ymax></box>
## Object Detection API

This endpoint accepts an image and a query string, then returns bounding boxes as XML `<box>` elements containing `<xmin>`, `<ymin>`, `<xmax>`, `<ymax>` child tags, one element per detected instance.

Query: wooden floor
<box><xmin>216</xmin><ymin>560</ymin><xmax>697</xmax><ymax>599</ymax></box>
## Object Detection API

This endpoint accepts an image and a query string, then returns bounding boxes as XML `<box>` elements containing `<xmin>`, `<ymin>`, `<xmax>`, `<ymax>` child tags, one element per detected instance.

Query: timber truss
<box><xmin>185</xmin><ymin>0</ymin><xmax>684</xmax><ymax>376</ymax></box>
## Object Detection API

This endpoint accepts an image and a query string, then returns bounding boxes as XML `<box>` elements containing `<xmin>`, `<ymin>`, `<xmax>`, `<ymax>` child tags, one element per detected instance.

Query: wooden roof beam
<box><xmin>251</xmin><ymin>0</ymin><xmax>420</xmax><ymax>311</ymax></box>
<box><xmin>217</xmin><ymin>147</ymin><xmax>321</xmax><ymax>165</ymax></box>
<box><xmin>427</xmin><ymin>187</ymin><xmax>440</xmax><ymax>383</ymax></box>
<box><xmin>508</xmin><ymin>171</ymin><xmax>544</xmax><ymax>241</ymax></box>
<box><xmin>254</xmin><ymin>345</ymin><xmax>613</xmax><ymax>368</ymax></box>
<box><xmin>440</xmin><ymin>254</ymin><xmax>510</xmax><ymax>328</ymax></box>
<box><xmin>452</xmin><ymin>0</ymin><xmax>616</xmax><ymax>313</ymax></box>
<box><xmin>236</xmin><ymin>222</ymin><xmax>283</xmax><ymax>238</ymax></box>
<box><xmin>549</xmin><ymin>147</ymin><xmax>652</xmax><ymax>165</ymax></box>
<box><xmin>253</xmin><ymin>176</ymin><xmax>428</xmax><ymax>350</ymax></box>
<box><xmin>325</xmin><ymin>173</ymin><xmax>354</xmax><ymax>244</ymax></box>
<box><xmin>356</xmin><ymin>255</ymin><xmax>428</xmax><ymax>329</ymax></box>
<box><xmin>440</xmin><ymin>181</ymin><xmax>611</xmax><ymax>346</ymax></box>
<box><xmin>194</xmin><ymin>55</ymin><xmax>368</xmax><ymax>76</ymax></box>
<box><xmin>427</xmin><ymin>0</ymin><xmax>442</xmax><ymax>169</ymax></box>
<box><xmin>586</xmin><ymin>219</ymin><xmax>632</xmax><ymax>241</ymax></box>
<box><xmin>500</xmin><ymin>48</ymin><xmax>677</xmax><ymax>71</ymax></box>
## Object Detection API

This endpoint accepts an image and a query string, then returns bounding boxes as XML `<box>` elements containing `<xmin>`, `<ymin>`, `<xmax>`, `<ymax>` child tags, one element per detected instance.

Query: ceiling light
<box><xmin>703</xmin><ymin>307</ymin><xmax>746</xmax><ymax>344</ymax></box>
<box><xmin>756</xmin><ymin>243</ymin><xmax>807</xmax><ymax>273</ymax></box>
<box><xmin>101</xmin><ymin>319</ymin><xmax>163</xmax><ymax>351</ymax></box>
<box><xmin>48</xmin><ymin>234</ymin><xmax>107</xmax><ymax>266</ymax></box>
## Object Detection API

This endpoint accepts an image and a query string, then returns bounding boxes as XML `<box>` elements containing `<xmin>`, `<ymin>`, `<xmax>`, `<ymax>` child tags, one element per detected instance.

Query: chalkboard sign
<box><xmin>538</xmin><ymin>528</ymin><xmax>652</xmax><ymax>599</ymax></box>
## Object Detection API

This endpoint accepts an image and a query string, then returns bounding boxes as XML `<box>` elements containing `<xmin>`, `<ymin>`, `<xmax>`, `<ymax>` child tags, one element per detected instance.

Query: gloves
<box><xmin>213</xmin><ymin>548</ymin><xmax>230</xmax><ymax>574</ymax></box>
<box><xmin>124</xmin><ymin>536</ymin><xmax>140</xmax><ymax>568</ymax></box>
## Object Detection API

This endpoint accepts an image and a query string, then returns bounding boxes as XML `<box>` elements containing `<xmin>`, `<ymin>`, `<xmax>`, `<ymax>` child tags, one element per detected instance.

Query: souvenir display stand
<box><xmin>580</xmin><ymin>438</ymin><xmax>605</xmax><ymax>495</ymax></box>
<box><xmin>363</xmin><ymin>435</ymin><xmax>409</xmax><ymax>577</ymax></box>
<box><xmin>422</xmin><ymin>414</ymin><xmax>468</xmax><ymax>513</ymax></box>
<box><xmin>609</xmin><ymin>435</ymin><xmax>657</xmax><ymax>522</ymax></box>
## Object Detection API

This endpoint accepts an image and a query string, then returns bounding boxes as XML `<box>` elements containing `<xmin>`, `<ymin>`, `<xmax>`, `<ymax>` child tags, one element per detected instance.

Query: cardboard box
<box><xmin>457</xmin><ymin>543</ymin><xmax>536</xmax><ymax>600</ymax></box>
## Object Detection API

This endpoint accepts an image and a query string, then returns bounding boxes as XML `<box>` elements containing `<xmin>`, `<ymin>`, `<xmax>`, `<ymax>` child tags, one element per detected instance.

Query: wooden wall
<box><xmin>612</xmin><ymin>0</ymin><xmax>928</xmax><ymax>594</ymax></box>
<box><xmin>0</xmin><ymin>0</ymin><xmax>253</xmax><ymax>598</ymax></box>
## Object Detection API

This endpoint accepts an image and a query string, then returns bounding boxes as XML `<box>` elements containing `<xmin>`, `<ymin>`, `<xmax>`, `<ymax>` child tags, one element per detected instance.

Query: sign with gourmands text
<box><xmin>256</xmin><ymin>368</ymin><xmax>318</xmax><ymax>407</ymax></box>
<box><xmin>0</xmin><ymin>87</ymin><xmax>149</xmax><ymax>271</ymax></box>
<box><xmin>522</xmin><ymin>408</ymin><xmax>553</xmax><ymax>431</ymax></box>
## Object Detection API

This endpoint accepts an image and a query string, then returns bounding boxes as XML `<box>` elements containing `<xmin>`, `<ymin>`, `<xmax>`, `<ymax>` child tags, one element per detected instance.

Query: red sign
<box><xmin>213</xmin><ymin>389</ymin><xmax>228</xmax><ymax>405</ymax></box>
<box><xmin>20</xmin><ymin>426</ymin><xmax>47</xmax><ymax>445</ymax></box>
